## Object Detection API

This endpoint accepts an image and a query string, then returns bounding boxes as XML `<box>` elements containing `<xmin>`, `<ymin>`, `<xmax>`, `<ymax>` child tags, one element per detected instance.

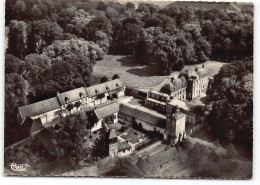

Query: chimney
<box><xmin>171</xmin><ymin>77</ymin><xmax>174</xmax><ymax>83</ymax></box>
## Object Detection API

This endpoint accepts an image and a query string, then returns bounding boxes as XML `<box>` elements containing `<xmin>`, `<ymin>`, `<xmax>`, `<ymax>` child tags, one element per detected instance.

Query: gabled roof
<box><xmin>160</xmin><ymin>77</ymin><xmax>186</xmax><ymax>94</ymax></box>
<box><xmin>109</xmin><ymin>129</ymin><xmax>118</xmax><ymax>139</ymax></box>
<box><xmin>119</xmin><ymin>104</ymin><xmax>166</xmax><ymax>128</ymax></box>
<box><xmin>85</xmin><ymin>79</ymin><xmax>124</xmax><ymax>97</ymax></box>
<box><xmin>18</xmin><ymin>97</ymin><xmax>61</xmax><ymax>121</ymax></box>
<box><xmin>20</xmin><ymin>117</ymin><xmax>44</xmax><ymax>134</ymax></box>
<box><xmin>94</xmin><ymin>102</ymin><xmax>120</xmax><ymax>119</ymax></box>
<box><xmin>57</xmin><ymin>87</ymin><xmax>87</xmax><ymax>105</ymax></box>
<box><xmin>118</xmin><ymin>141</ymin><xmax>131</xmax><ymax>152</ymax></box>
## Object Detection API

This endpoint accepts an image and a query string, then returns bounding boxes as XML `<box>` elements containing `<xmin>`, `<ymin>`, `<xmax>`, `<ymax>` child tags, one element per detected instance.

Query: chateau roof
<box><xmin>94</xmin><ymin>102</ymin><xmax>120</xmax><ymax>119</ymax></box>
<box><xmin>57</xmin><ymin>87</ymin><xmax>87</xmax><ymax>105</ymax></box>
<box><xmin>85</xmin><ymin>79</ymin><xmax>124</xmax><ymax>97</ymax></box>
<box><xmin>18</xmin><ymin>97</ymin><xmax>60</xmax><ymax>121</ymax></box>
<box><xmin>160</xmin><ymin>77</ymin><xmax>186</xmax><ymax>94</ymax></box>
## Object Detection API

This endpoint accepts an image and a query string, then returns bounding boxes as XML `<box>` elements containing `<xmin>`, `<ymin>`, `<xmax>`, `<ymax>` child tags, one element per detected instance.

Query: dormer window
<box><xmin>95</xmin><ymin>90</ymin><xmax>98</xmax><ymax>94</ymax></box>
<box><xmin>65</xmin><ymin>97</ymin><xmax>69</xmax><ymax>103</ymax></box>
<box><xmin>79</xmin><ymin>92</ymin><xmax>83</xmax><ymax>98</ymax></box>
<box><xmin>116</xmin><ymin>83</ymin><xmax>119</xmax><ymax>87</ymax></box>
<box><xmin>106</xmin><ymin>86</ymin><xmax>110</xmax><ymax>91</ymax></box>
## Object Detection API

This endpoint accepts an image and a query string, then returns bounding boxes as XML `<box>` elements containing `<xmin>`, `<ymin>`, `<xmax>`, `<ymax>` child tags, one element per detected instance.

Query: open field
<box><xmin>93</xmin><ymin>55</ymin><xmax>226</xmax><ymax>88</ymax></box>
<box><xmin>93</xmin><ymin>55</ymin><xmax>167</xmax><ymax>88</ymax></box>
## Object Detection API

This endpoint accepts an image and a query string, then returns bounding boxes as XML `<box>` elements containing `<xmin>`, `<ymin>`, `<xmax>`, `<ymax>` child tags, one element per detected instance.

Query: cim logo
<box><xmin>9</xmin><ymin>162</ymin><xmax>30</xmax><ymax>172</ymax></box>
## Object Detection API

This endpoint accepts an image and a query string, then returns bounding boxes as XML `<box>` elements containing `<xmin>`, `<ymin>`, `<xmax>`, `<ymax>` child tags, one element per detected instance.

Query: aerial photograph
<box><xmin>4</xmin><ymin>0</ymin><xmax>253</xmax><ymax>179</ymax></box>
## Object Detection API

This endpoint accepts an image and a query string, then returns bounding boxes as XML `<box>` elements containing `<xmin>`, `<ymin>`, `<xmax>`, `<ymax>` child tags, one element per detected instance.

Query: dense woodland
<box><xmin>5</xmin><ymin>0</ymin><xmax>253</xmax><ymax>154</ymax></box>
<box><xmin>206</xmin><ymin>58</ymin><xmax>253</xmax><ymax>154</ymax></box>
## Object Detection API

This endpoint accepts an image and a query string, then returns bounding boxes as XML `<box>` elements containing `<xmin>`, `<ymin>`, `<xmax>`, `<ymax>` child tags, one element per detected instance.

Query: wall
<box><xmin>118</xmin><ymin>148</ymin><xmax>132</xmax><ymax>157</ymax></box>
<box><xmin>175</xmin><ymin>116</ymin><xmax>186</xmax><ymax>135</ymax></box>
<box><xmin>31</xmin><ymin>108</ymin><xmax>61</xmax><ymax>124</ymax></box>
<box><xmin>135</xmin><ymin>118</ymin><xmax>165</xmax><ymax>134</ymax></box>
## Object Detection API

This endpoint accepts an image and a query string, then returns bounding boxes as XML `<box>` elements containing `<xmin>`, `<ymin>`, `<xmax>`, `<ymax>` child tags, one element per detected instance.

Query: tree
<box><xmin>51</xmin><ymin>114</ymin><xmax>89</xmax><ymax>168</ymax></box>
<box><xmin>43</xmin><ymin>38</ymin><xmax>104</xmax><ymax>88</ymax></box>
<box><xmin>206</xmin><ymin>59</ymin><xmax>253</xmax><ymax>153</ymax></box>
<box><xmin>22</xmin><ymin>53</ymin><xmax>51</xmax><ymax>86</ymax></box>
<box><xmin>100</xmin><ymin>76</ymin><xmax>109</xmax><ymax>83</ymax></box>
<box><xmin>81</xmin><ymin>15</ymin><xmax>112</xmax><ymax>42</ymax></box>
<box><xmin>126</xmin><ymin>2</ymin><xmax>135</xmax><ymax>10</ymax></box>
<box><xmin>92</xmin><ymin>122</ymin><xmax>108</xmax><ymax>158</ymax></box>
<box><xmin>112</xmin><ymin>74</ymin><xmax>120</xmax><ymax>80</ymax></box>
<box><xmin>96</xmin><ymin>2</ymin><xmax>108</xmax><ymax>11</ymax></box>
<box><xmin>5</xmin><ymin>73</ymin><xmax>28</xmax><ymax>114</ymax></box>
<box><xmin>5</xmin><ymin>54</ymin><xmax>23</xmax><ymax>74</ymax></box>
<box><xmin>8</xmin><ymin>20</ymin><xmax>29</xmax><ymax>59</ymax></box>
<box><xmin>28</xmin><ymin>20</ymin><xmax>63</xmax><ymax>53</ymax></box>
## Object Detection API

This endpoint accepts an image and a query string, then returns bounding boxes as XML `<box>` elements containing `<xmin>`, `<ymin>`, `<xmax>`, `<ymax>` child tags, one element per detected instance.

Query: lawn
<box><xmin>93</xmin><ymin>55</ymin><xmax>226</xmax><ymax>88</ymax></box>
<box><xmin>93</xmin><ymin>55</ymin><xmax>167</xmax><ymax>88</ymax></box>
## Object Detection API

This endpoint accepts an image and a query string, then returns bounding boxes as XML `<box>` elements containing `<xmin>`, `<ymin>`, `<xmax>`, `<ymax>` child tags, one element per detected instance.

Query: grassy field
<box><xmin>93</xmin><ymin>55</ymin><xmax>226</xmax><ymax>88</ymax></box>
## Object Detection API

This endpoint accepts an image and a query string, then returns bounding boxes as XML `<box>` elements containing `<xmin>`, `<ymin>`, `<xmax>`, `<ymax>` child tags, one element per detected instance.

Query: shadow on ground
<box><xmin>116</xmin><ymin>55</ymin><xmax>141</xmax><ymax>67</ymax></box>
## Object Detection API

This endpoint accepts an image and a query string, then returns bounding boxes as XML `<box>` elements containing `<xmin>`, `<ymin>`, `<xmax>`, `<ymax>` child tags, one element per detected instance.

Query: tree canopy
<box><xmin>206</xmin><ymin>58</ymin><xmax>253</xmax><ymax>152</ymax></box>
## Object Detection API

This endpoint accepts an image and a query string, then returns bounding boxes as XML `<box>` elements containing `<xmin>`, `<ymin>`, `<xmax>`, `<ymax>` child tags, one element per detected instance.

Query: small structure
<box><xmin>91</xmin><ymin>102</ymin><xmax>120</xmax><ymax>132</ymax></box>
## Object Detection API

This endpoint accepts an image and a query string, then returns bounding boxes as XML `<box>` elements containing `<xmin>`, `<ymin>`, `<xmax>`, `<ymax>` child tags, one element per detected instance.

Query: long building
<box><xmin>17</xmin><ymin>79</ymin><xmax>125</xmax><ymax>125</ymax></box>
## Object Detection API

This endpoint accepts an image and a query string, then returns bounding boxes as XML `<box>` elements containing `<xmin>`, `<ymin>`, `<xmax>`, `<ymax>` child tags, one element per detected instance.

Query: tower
<box><xmin>166</xmin><ymin>108</ymin><xmax>186</xmax><ymax>145</ymax></box>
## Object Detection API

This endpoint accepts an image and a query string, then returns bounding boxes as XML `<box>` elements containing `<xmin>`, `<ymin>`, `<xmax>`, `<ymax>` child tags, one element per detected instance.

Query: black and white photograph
<box><xmin>3</xmin><ymin>0</ymin><xmax>254</xmax><ymax>179</ymax></box>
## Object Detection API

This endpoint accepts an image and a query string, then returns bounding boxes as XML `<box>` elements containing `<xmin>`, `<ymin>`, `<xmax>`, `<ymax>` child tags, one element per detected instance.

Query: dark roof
<box><xmin>30</xmin><ymin>118</ymin><xmax>44</xmax><ymax>133</ymax></box>
<box><xmin>118</xmin><ymin>141</ymin><xmax>131</xmax><ymax>152</ymax></box>
<box><xmin>18</xmin><ymin>97</ymin><xmax>60</xmax><ymax>121</ymax></box>
<box><xmin>94</xmin><ymin>103</ymin><xmax>120</xmax><ymax>119</ymax></box>
<box><xmin>85</xmin><ymin>79</ymin><xmax>124</xmax><ymax>97</ymax></box>
<box><xmin>57</xmin><ymin>87</ymin><xmax>87</xmax><ymax>105</ymax></box>
<box><xmin>120</xmin><ymin>129</ymin><xmax>143</xmax><ymax>144</ymax></box>
<box><xmin>119</xmin><ymin>104</ymin><xmax>166</xmax><ymax>128</ymax></box>
<box><xmin>160</xmin><ymin>77</ymin><xmax>186</xmax><ymax>94</ymax></box>
<box><xmin>136</xmin><ymin>158</ymin><xmax>158</xmax><ymax>176</ymax></box>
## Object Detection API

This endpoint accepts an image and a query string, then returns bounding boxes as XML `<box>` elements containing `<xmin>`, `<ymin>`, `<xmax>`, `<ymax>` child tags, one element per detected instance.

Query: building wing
<box><xmin>18</xmin><ymin>97</ymin><xmax>60</xmax><ymax>121</ymax></box>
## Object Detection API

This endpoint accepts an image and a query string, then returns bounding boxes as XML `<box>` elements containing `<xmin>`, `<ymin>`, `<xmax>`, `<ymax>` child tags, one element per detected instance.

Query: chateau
<box><xmin>17</xmin><ymin>65</ymin><xmax>209</xmax><ymax>159</ymax></box>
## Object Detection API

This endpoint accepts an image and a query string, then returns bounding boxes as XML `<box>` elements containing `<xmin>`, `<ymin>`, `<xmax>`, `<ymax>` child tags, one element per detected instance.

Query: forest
<box><xmin>5</xmin><ymin>0</ymin><xmax>253</xmax><ymax>148</ymax></box>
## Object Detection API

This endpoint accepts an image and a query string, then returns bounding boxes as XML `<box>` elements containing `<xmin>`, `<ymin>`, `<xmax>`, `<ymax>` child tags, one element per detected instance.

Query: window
<box><xmin>79</xmin><ymin>92</ymin><xmax>83</xmax><ymax>98</ymax></box>
<box><xmin>114</xmin><ymin>114</ymin><xmax>117</xmax><ymax>119</ymax></box>
<box><xmin>65</xmin><ymin>97</ymin><xmax>69</xmax><ymax>103</ymax></box>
